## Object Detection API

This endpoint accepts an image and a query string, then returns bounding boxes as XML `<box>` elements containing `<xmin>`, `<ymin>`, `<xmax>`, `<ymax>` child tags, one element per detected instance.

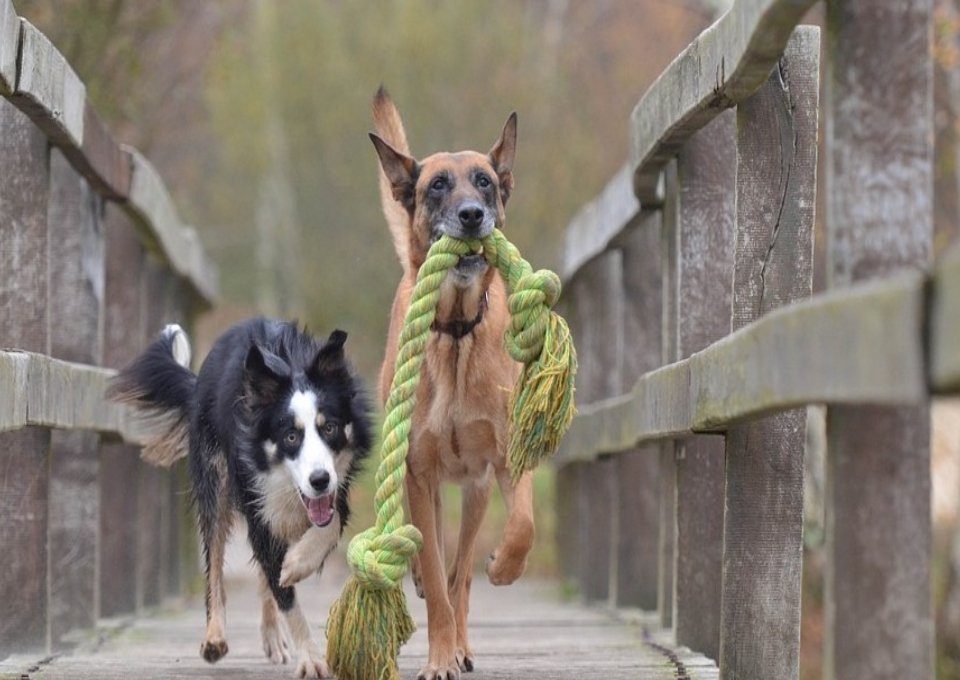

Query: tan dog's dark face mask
<box><xmin>370</xmin><ymin>113</ymin><xmax>517</xmax><ymax>284</ymax></box>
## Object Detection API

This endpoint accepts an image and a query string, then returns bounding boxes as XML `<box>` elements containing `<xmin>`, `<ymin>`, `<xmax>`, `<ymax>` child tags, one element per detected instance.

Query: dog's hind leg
<box><xmin>196</xmin><ymin>453</ymin><xmax>232</xmax><ymax>663</ymax></box>
<box><xmin>486</xmin><ymin>467</ymin><xmax>535</xmax><ymax>586</ymax></box>
<box><xmin>258</xmin><ymin>569</ymin><xmax>291</xmax><ymax>665</ymax></box>
<box><xmin>447</xmin><ymin>474</ymin><xmax>492</xmax><ymax>672</ymax></box>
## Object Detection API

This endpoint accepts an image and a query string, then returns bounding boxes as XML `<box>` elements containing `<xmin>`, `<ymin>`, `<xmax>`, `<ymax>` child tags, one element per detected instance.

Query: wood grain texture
<box><xmin>0</xmin><ymin>98</ymin><xmax>50</xmax><ymax>354</ymax></box>
<box><xmin>719</xmin><ymin>27</ymin><xmax>819</xmax><ymax>680</ymax></box>
<box><xmin>566</xmin><ymin>251</ymin><xmax>624</xmax><ymax>602</ymax></box>
<box><xmin>630</xmin><ymin>0</ymin><xmax>816</xmax><ymax>203</ymax></box>
<box><xmin>66</xmin><ymin>103</ymin><xmax>132</xmax><ymax>200</ymax></box>
<box><xmin>671</xmin><ymin>110</ymin><xmax>737</xmax><ymax>663</ymax></box>
<box><xmin>612</xmin><ymin>213</ymin><xmax>663</xmax><ymax>609</ymax></box>
<box><xmin>823</xmin><ymin>1</ymin><xmax>934</xmax><ymax>678</ymax></box>
<box><xmin>562</xmin><ymin>164</ymin><xmax>639</xmax><ymax>282</ymax></box>
<box><xmin>13</xmin><ymin>19</ymin><xmax>85</xmax><ymax>148</ymax></box>
<box><xmin>555</xmin><ymin>271</ymin><xmax>926</xmax><ymax>465</ymax></box>
<box><xmin>15</xmin><ymin>577</ymin><xmax>721</xmax><ymax>679</ymax></box>
<box><xmin>98</xmin><ymin>441</ymin><xmax>140</xmax><ymax>617</ymax></box>
<box><xmin>0</xmin><ymin>427</ymin><xmax>50</xmax><ymax>655</ymax></box>
<box><xmin>657</xmin><ymin>444</ymin><xmax>676</xmax><ymax>629</ymax></box>
<box><xmin>46</xmin><ymin>148</ymin><xmax>104</xmax><ymax>649</ymax></box>
<box><xmin>0</xmin><ymin>0</ymin><xmax>17</xmax><ymax>94</ymax></box>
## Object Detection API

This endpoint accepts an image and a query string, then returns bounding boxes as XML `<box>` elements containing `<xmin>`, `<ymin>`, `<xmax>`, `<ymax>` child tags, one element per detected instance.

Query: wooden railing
<box><xmin>555</xmin><ymin>1</ymin><xmax>938</xmax><ymax>679</ymax></box>
<box><xmin>0</xmin><ymin>0</ymin><xmax>215</xmax><ymax>657</ymax></box>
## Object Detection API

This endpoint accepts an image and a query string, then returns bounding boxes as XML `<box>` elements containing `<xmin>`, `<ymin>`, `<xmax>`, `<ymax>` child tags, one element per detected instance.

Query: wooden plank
<box><xmin>16</xmin><ymin>578</ymin><xmax>721</xmax><ymax>680</ymax></box>
<box><xmin>823</xmin><ymin>1</ymin><xmax>934</xmax><ymax>678</ymax></box>
<box><xmin>554</xmin><ymin>271</ymin><xmax>926</xmax><ymax>464</ymax></box>
<box><xmin>0</xmin><ymin>427</ymin><xmax>51</xmax><ymax>655</ymax></box>
<box><xmin>0</xmin><ymin>0</ymin><xmax>17</xmax><ymax>94</ymax></box>
<box><xmin>629</xmin><ymin>0</ymin><xmax>817</xmax><ymax>203</ymax></box>
<box><xmin>930</xmin><ymin>247</ymin><xmax>960</xmax><ymax>390</ymax></box>
<box><xmin>125</xmin><ymin>149</ymin><xmax>218</xmax><ymax>305</ymax></box>
<box><xmin>719</xmin><ymin>27</ymin><xmax>819</xmax><ymax>680</ymax></box>
<box><xmin>0</xmin><ymin>97</ymin><xmax>51</xmax><ymax>656</ymax></box>
<box><xmin>657</xmin><ymin>444</ymin><xmax>676</xmax><ymax>628</ymax></box>
<box><xmin>13</xmin><ymin>19</ymin><xmax>85</xmax><ymax>149</ymax></box>
<box><xmin>567</xmin><ymin>251</ymin><xmax>624</xmax><ymax>602</ymax></box>
<box><xmin>562</xmin><ymin>164</ymin><xmax>639</xmax><ymax>282</ymax></box>
<box><xmin>0</xmin><ymin>97</ymin><xmax>50</xmax><ymax>355</ymax></box>
<box><xmin>611</xmin><ymin>211</ymin><xmax>662</xmax><ymax>610</ymax></box>
<box><xmin>671</xmin><ymin>109</ymin><xmax>737</xmax><ymax>662</ymax></box>
<box><xmin>46</xmin><ymin>149</ymin><xmax>104</xmax><ymax>649</ymax></box>
<box><xmin>63</xmin><ymin>102</ymin><xmax>132</xmax><ymax>200</ymax></box>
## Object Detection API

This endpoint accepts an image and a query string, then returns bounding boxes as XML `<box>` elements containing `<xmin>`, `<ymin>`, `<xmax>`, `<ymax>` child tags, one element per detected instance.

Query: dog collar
<box><xmin>431</xmin><ymin>292</ymin><xmax>488</xmax><ymax>339</ymax></box>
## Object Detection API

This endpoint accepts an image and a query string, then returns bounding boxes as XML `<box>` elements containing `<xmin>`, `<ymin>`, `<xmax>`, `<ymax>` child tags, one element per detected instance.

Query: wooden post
<box><xmin>135</xmin><ymin>257</ymin><xmax>170</xmax><ymax>609</ymax></box>
<box><xmin>824</xmin><ymin>1</ymin><xmax>934</xmax><ymax>678</ymax></box>
<box><xmin>46</xmin><ymin>149</ymin><xmax>105</xmax><ymax>648</ymax></box>
<box><xmin>99</xmin><ymin>204</ymin><xmax>144</xmax><ymax>618</ymax></box>
<box><xmin>673</xmin><ymin>110</ymin><xmax>737</xmax><ymax>661</ymax></box>
<box><xmin>0</xmin><ymin>98</ymin><xmax>52</xmax><ymax>655</ymax></box>
<box><xmin>657</xmin><ymin>161</ymin><xmax>679</xmax><ymax>630</ymax></box>
<box><xmin>719</xmin><ymin>28</ymin><xmax>820</xmax><ymax>680</ymax></box>
<box><xmin>567</xmin><ymin>250</ymin><xmax>624</xmax><ymax>602</ymax></box>
<box><xmin>612</xmin><ymin>211</ymin><xmax>662</xmax><ymax>609</ymax></box>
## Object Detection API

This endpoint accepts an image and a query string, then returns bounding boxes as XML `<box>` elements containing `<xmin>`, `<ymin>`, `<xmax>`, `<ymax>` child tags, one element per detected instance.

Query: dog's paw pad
<box><xmin>295</xmin><ymin>655</ymin><xmax>329</xmax><ymax>678</ymax></box>
<box><xmin>200</xmin><ymin>637</ymin><xmax>229</xmax><ymax>663</ymax></box>
<box><xmin>456</xmin><ymin>649</ymin><xmax>474</xmax><ymax>672</ymax></box>
<box><xmin>417</xmin><ymin>662</ymin><xmax>461</xmax><ymax>680</ymax></box>
<box><xmin>261</xmin><ymin>623</ymin><xmax>290</xmax><ymax>665</ymax></box>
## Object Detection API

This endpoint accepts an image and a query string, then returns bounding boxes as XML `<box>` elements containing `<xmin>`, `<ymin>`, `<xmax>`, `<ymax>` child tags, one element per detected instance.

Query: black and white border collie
<box><xmin>109</xmin><ymin>318</ymin><xmax>372</xmax><ymax>679</ymax></box>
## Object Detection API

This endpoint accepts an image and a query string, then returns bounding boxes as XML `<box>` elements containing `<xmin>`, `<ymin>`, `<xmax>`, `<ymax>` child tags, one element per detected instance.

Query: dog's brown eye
<box><xmin>284</xmin><ymin>430</ymin><xmax>301</xmax><ymax>446</ymax></box>
<box><xmin>322</xmin><ymin>421</ymin><xmax>338</xmax><ymax>437</ymax></box>
<box><xmin>430</xmin><ymin>177</ymin><xmax>446</xmax><ymax>192</ymax></box>
<box><xmin>477</xmin><ymin>175</ymin><xmax>491</xmax><ymax>188</ymax></box>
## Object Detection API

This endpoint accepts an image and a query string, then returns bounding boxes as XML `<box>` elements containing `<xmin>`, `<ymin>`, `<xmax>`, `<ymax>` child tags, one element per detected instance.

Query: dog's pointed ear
<box><xmin>370</xmin><ymin>133</ymin><xmax>419</xmax><ymax>210</ymax></box>
<box><xmin>489</xmin><ymin>112</ymin><xmax>517</xmax><ymax>203</ymax></box>
<box><xmin>244</xmin><ymin>345</ymin><xmax>291</xmax><ymax>402</ymax></box>
<box><xmin>309</xmin><ymin>330</ymin><xmax>348</xmax><ymax>381</ymax></box>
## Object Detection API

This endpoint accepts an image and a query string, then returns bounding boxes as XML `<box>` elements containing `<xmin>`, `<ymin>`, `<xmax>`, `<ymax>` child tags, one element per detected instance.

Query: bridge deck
<box><xmin>12</xmin><ymin>557</ymin><xmax>717</xmax><ymax>679</ymax></box>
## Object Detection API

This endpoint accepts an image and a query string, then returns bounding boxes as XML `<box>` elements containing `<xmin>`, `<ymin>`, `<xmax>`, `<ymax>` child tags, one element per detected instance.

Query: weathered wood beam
<box><xmin>14</xmin><ymin>20</ymin><xmax>85</xmax><ymax>149</ymax></box>
<box><xmin>2</xmin><ymin>17</ymin><xmax>216</xmax><ymax>304</ymax></box>
<box><xmin>629</xmin><ymin>0</ymin><xmax>816</xmax><ymax>204</ymax></box>
<box><xmin>561</xmin><ymin>164</ymin><xmax>639</xmax><ymax>282</ymax></box>
<box><xmin>719</xmin><ymin>26</ymin><xmax>819</xmax><ymax>680</ymax></box>
<box><xmin>0</xmin><ymin>350</ymin><xmax>143</xmax><ymax>443</ymax></box>
<box><xmin>0</xmin><ymin>0</ymin><xmax>17</xmax><ymax>94</ymax></box>
<box><xmin>823</xmin><ymin>1</ymin><xmax>934</xmax><ymax>678</ymax></box>
<box><xmin>556</xmin><ymin>270</ymin><xmax>927</xmax><ymax>464</ymax></box>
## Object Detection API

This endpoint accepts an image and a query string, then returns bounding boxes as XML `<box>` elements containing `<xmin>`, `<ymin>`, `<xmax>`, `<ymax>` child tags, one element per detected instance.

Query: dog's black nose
<box><xmin>309</xmin><ymin>470</ymin><xmax>331</xmax><ymax>493</ymax></box>
<box><xmin>458</xmin><ymin>202</ymin><xmax>485</xmax><ymax>232</ymax></box>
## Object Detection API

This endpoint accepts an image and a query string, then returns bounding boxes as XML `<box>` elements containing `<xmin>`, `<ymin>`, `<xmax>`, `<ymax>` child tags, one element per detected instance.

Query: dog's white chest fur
<box><xmin>256</xmin><ymin>466</ymin><xmax>311</xmax><ymax>544</ymax></box>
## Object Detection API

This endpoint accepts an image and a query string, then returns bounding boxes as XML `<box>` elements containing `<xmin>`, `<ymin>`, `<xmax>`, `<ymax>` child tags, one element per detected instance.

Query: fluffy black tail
<box><xmin>108</xmin><ymin>324</ymin><xmax>196</xmax><ymax>467</ymax></box>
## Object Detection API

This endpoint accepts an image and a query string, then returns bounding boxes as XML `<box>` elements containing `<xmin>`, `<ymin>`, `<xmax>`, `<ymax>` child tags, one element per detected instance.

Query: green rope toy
<box><xmin>326</xmin><ymin>228</ymin><xmax>577</xmax><ymax>680</ymax></box>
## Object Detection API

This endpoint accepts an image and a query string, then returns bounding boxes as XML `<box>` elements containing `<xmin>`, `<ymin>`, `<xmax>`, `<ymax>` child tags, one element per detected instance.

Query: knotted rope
<box><xmin>326</xmin><ymin>228</ymin><xmax>577</xmax><ymax>680</ymax></box>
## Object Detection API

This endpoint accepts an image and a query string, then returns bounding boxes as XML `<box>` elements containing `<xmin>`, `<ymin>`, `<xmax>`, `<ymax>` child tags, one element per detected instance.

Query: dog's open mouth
<box><xmin>456</xmin><ymin>245</ymin><xmax>485</xmax><ymax>273</ymax></box>
<box><xmin>299</xmin><ymin>492</ymin><xmax>335</xmax><ymax>527</ymax></box>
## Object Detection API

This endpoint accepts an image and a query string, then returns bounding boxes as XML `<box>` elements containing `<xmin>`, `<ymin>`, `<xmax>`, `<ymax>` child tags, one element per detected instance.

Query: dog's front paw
<box><xmin>417</xmin><ymin>660</ymin><xmax>460</xmax><ymax>680</ymax></box>
<box><xmin>261</xmin><ymin>617</ymin><xmax>291</xmax><ymax>665</ymax></box>
<box><xmin>455</xmin><ymin>647</ymin><xmax>475</xmax><ymax>673</ymax></box>
<box><xmin>280</xmin><ymin>546</ymin><xmax>315</xmax><ymax>588</ymax></box>
<box><xmin>485</xmin><ymin>549</ymin><xmax>527</xmax><ymax>586</ymax></box>
<box><xmin>200</xmin><ymin>636</ymin><xmax>229</xmax><ymax>663</ymax></box>
<box><xmin>294</xmin><ymin>644</ymin><xmax>330</xmax><ymax>678</ymax></box>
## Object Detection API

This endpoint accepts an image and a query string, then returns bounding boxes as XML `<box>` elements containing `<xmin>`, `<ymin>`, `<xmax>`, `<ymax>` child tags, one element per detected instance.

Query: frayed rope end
<box><xmin>326</xmin><ymin>578</ymin><xmax>416</xmax><ymax>680</ymax></box>
<box><xmin>507</xmin><ymin>312</ymin><xmax>577</xmax><ymax>482</ymax></box>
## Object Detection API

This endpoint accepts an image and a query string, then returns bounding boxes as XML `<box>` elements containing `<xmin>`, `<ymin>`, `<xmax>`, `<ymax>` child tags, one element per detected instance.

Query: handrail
<box><xmin>556</xmin><ymin>257</ymin><xmax>951</xmax><ymax>464</ymax></box>
<box><xmin>630</xmin><ymin>0</ymin><xmax>816</xmax><ymax>204</ymax></box>
<box><xmin>0</xmin><ymin>2</ymin><xmax>217</xmax><ymax>305</ymax></box>
<box><xmin>0</xmin><ymin>350</ymin><xmax>144</xmax><ymax>443</ymax></box>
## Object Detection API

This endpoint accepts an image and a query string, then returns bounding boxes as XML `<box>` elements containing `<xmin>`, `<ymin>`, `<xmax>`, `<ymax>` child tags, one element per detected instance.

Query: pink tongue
<box><xmin>306</xmin><ymin>495</ymin><xmax>334</xmax><ymax>526</ymax></box>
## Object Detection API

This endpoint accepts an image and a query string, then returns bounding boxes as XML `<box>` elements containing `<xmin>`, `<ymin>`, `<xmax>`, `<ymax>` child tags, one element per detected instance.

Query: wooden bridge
<box><xmin>0</xmin><ymin>0</ymin><xmax>947</xmax><ymax>679</ymax></box>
